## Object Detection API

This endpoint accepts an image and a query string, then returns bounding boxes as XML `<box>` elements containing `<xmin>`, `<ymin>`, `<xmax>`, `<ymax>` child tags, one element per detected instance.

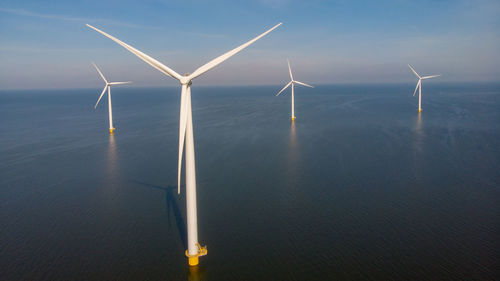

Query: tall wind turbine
<box><xmin>92</xmin><ymin>63</ymin><xmax>131</xmax><ymax>134</ymax></box>
<box><xmin>276</xmin><ymin>59</ymin><xmax>313</xmax><ymax>121</ymax></box>
<box><xmin>87</xmin><ymin>23</ymin><xmax>281</xmax><ymax>266</ymax></box>
<box><xmin>408</xmin><ymin>64</ymin><xmax>440</xmax><ymax>113</ymax></box>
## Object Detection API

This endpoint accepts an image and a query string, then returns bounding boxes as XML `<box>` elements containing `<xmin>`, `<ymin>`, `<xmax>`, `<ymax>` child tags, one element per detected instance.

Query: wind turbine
<box><xmin>87</xmin><ymin>22</ymin><xmax>281</xmax><ymax>266</ymax></box>
<box><xmin>408</xmin><ymin>64</ymin><xmax>440</xmax><ymax>113</ymax></box>
<box><xmin>92</xmin><ymin>63</ymin><xmax>131</xmax><ymax>134</ymax></box>
<box><xmin>276</xmin><ymin>59</ymin><xmax>313</xmax><ymax>121</ymax></box>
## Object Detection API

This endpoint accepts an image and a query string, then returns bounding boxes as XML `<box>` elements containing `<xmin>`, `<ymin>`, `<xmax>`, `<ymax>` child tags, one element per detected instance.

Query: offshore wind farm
<box><xmin>1</xmin><ymin>1</ymin><xmax>499</xmax><ymax>281</ymax></box>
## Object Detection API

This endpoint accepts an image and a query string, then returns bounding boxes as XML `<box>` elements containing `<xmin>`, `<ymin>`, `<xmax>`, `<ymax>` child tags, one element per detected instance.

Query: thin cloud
<box><xmin>259</xmin><ymin>0</ymin><xmax>292</xmax><ymax>8</ymax></box>
<box><xmin>0</xmin><ymin>7</ymin><xmax>156</xmax><ymax>29</ymax></box>
<box><xmin>0</xmin><ymin>46</ymin><xmax>108</xmax><ymax>54</ymax></box>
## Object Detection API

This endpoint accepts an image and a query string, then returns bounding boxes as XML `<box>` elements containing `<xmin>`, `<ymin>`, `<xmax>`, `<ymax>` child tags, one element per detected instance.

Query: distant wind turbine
<box><xmin>408</xmin><ymin>64</ymin><xmax>440</xmax><ymax>113</ymax></box>
<box><xmin>87</xmin><ymin>22</ymin><xmax>281</xmax><ymax>266</ymax></box>
<box><xmin>276</xmin><ymin>59</ymin><xmax>313</xmax><ymax>121</ymax></box>
<box><xmin>92</xmin><ymin>63</ymin><xmax>131</xmax><ymax>134</ymax></box>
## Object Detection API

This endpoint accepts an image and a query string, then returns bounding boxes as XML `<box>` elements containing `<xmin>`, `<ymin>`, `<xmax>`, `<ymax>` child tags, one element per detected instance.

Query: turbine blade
<box><xmin>421</xmin><ymin>74</ymin><xmax>440</xmax><ymax>79</ymax></box>
<box><xmin>177</xmin><ymin>86</ymin><xmax>189</xmax><ymax>194</ymax></box>
<box><xmin>287</xmin><ymin>59</ymin><xmax>294</xmax><ymax>81</ymax></box>
<box><xmin>276</xmin><ymin>81</ymin><xmax>292</xmax><ymax>96</ymax></box>
<box><xmin>408</xmin><ymin>64</ymin><xmax>421</xmax><ymax>79</ymax></box>
<box><xmin>413</xmin><ymin>80</ymin><xmax>421</xmax><ymax>96</ymax></box>
<box><xmin>92</xmin><ymin>62</ymin><xmax>108</xmax><ymax>84</ymax></box>
<box><xmin>108</xmin><ymin>81</ymin><xmax>132</xmax><ymax>85</ymax></box>
<box><xmin>95</xmin><ymin>86</ymin><xmax>108</xmax><ymax>108</ymax></box>
<box><xmin>86</xmin><ymin>24</ymin><xmax>182</xmax><ymax>81</ymax></box>
<box><xmin>188</xmin><ymin>23</ymin><xmax>282</xmax><ymax>80</ymax></box>
<box><xmin>294</xmin><ymin>81</ymin><xmax>314</xmax><ymax>88</ymax></box>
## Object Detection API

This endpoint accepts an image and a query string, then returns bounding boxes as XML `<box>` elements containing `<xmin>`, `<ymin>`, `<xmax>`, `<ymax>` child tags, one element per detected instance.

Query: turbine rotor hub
<box><xmin>180</xmin><ymin>75</ymin><xmax>192</xmax><ymax>86</ymax></box>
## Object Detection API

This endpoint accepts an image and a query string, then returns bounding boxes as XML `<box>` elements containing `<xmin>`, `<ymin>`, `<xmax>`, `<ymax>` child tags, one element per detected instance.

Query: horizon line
<box><xmin>2</xmin><ymin>81</ymin><xmax>500</xmax><ymax>92</ymax></box>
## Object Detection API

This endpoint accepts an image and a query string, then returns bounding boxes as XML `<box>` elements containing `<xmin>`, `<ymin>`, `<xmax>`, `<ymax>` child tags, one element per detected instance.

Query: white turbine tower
<box><xmin>87</xmin><ymin>22</ymin><xmax>281</xmax><ymax>266</ymax></box>
<box><xmin>276</xmin><ymin>59</ymin><xmax>313</xmax><ymax>121</ymax></box>
<box><xmin>408</xmin><ymin>64</ymin><xmax>440</xmax><ymax>113</ymax></box>
<box><xmin>92</xmin><ymin>63</ymin><xmax>131</xmax><ymax>134</ymax></box>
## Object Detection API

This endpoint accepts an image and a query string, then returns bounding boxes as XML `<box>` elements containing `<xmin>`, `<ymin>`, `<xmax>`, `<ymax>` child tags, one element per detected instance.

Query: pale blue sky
<box><xmin>0</xmin><ymin>0</ymin><xmax>499</xmax><ymax>89</ymax></box>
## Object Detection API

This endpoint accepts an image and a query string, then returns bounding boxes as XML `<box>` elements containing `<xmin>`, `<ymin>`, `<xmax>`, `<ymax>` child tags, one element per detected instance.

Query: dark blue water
<box><xmin>1</xmin><ymin>83</ymin><xmax>499</xmax><ymax>280</ymax></box>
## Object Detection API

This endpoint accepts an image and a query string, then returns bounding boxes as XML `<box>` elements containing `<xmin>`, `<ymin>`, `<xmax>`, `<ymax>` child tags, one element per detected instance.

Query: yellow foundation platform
<box><xmin>189</xmin><ymin>256</ymin><xmax>199</xmax><ymax>266</ymax></box>
<box><xmin>291</xmin><ymin>116</ymin><xmax>296</xmax><ymax>121</ymax></box>
<box><xmin>418</xmin><ymin>109</ymin><xmax>422</xmax><ymax>113</ymax></box>
<box><xmin>186</xmin><ymin>243</ymin><xmax>207</xmax><ymax>266</ymax></box>
<box><xmin>109</xmin><ymin>128</ymin><xmax>115</xmax><ymax>134</ymax></box>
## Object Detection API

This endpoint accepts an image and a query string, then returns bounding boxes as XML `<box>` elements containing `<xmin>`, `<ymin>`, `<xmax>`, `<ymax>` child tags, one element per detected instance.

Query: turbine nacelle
<box><xmin>180</xmin><ymin>76</ymin><xmax>192</xmax><ymax>85</ymax></box>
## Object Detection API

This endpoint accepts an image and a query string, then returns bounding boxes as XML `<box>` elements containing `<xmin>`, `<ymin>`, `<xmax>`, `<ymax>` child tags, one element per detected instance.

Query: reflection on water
<box><xmin>414</xmin><ymin>114</ymin><xmax>423</xmax><ymax>152</ymax></box>
<box><xmin>106</xmin><ymin>134</ymin><xmax>120</xmax><ymax>190</ymax></box>
<box><xmin>108</xmin><ymin>134</ymin><xmax>118</xmax><ymax>168</ymax></box>
<box><xmin>290</xmin><ymin>122</ymin><xmax>297</xmax><ymax>149</ymax></box>
<box><xmin>187</xmin><ymin>265</ymin><xmax>207</xmax><ymax>281</ymax></box>
<box><xmin>99</xmin><ymin>134</ymin><xmax>123</xmax><ymax>210</ymax></box>
<box><xmin>415</xmin><ymin>114</ymin><xmax>423</xmax><ymax>135</ymax></box>
<box><xmin>284</xmin><ymin>122</ymin><xmax>300</xmax><ymax>203</ymax></box>
<box><xmin>412</xmin><ymin>114</ymin><xmax>424</xmax><ymax>179</ymax></box>
<box><xmin>288</xmin><ymin>121</ymin><xmax>298</xmax><ymax>170</ymax></box>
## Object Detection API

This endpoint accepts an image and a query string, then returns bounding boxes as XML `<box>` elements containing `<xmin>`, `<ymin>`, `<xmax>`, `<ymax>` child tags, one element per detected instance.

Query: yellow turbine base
<box><xmin>109</xmin><ymin>128</ymin><xmax>115</xmax><ymax>134</ymax></box>
<box><xmin>186</xmin><ymin>243</ymin><xmax>207</xmax><ymax>267</ymax></box>
<box><xmin>188</xmin><ymin>256</ymin><xmax>199</xmax><ymax>266</ymax></box>
<box><xmin>418</xmin><ymin>109</ymin><xmax>422</xmax><ymax>113</ymax></box>
<box><xmin>291</xmin><ymin>116</ymin><xmax>296</xmax><ymax>121</ymax></box>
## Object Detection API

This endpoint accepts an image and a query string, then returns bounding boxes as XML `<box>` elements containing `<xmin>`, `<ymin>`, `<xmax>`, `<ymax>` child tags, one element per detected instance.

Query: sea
<box><xmin>1</xmin><ymin>83</ymin><xmax>499</xmax><ymax>280</ymax></box>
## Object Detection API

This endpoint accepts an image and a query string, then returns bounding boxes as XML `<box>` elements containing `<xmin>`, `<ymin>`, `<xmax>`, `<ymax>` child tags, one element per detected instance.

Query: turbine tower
<box><xmin>408</xmin><ymin>64</ymin><xmax>440</xmax><ymax>113</ymax></box>
<box><xmin>92</xmin><ymin>63</ymin><xmax>131</xmax><ymax>134</ymax></box>
<box><xmin>87</xmin><ymin>23</ymin><xmax>281</xmax><ymax>266</ymax></box>
<box><xmin>276</xmin><ymin>59</ymin><xmax>313</xmax><ymax>121</ymax></box>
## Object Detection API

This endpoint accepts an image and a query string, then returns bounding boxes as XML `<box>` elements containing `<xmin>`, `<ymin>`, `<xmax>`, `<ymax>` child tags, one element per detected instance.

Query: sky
<box><xmin>0</xmin><ymin>0</ymin><xmax>499</xmax><ymax>89</ymax></box>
